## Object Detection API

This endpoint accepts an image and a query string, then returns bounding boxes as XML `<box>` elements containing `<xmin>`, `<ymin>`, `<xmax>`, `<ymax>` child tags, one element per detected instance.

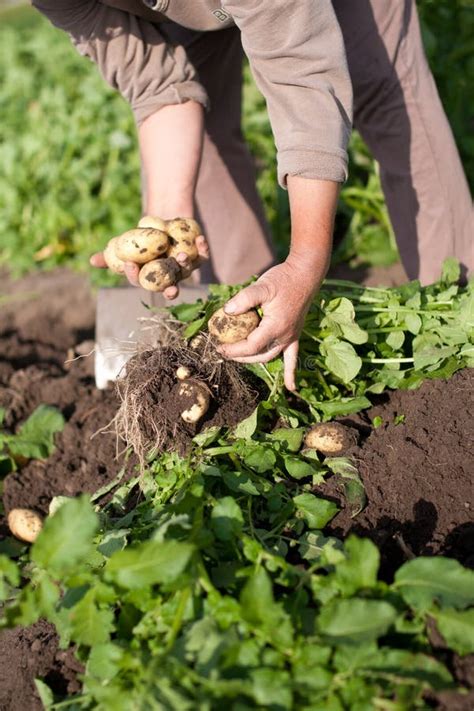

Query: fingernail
<box><xmin>224</xmin><ymin>302</ymin><xmax>236</xmax><ymax>314</ymax></box>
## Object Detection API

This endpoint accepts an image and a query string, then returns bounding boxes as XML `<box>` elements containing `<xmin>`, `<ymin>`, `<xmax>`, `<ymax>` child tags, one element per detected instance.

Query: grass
<box><xmin>0</xmin><ymin>2</ymin><xmax>472</xmax><ymax>282</ymax></box>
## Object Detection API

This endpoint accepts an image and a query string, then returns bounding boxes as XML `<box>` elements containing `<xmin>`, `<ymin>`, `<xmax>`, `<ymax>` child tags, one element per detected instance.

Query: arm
<box><xmin>217</xmin><ymin>0</ymin><xmax>352</xmax><ymax>388</ymax></box>
<box><xmin>219</xmin><ymin>177</ymin><xmax>338</xmax><ymax>391</ymax></box>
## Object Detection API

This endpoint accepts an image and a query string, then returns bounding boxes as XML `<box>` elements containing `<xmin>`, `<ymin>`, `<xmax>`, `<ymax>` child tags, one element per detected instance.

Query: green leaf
<box><xmin>222</xmin><ymin>470</ymin><xmax>260</xmax><ymax>496</ymax></box>
<box><xmin>386</xmin><ymin>330</ymin><xmax>405</xmax><ymax>351</ymax></box>
<box><xmin>441</xmin><ymin>257</ymin><xmax>461</xmax><ymax>284</ymax></box>
<box><xmin>395</xmin><ymin>557</ymin><xmax>474</xmax><ymax>610</ymax></box>
<box><xmin>333</xmin><ymin>536</ymin><xmax>380</xmax><ymax>595</ymax></box>
<box><xmin>434</xmin><ymin>608</ymin><xmax>474</xmax><ymax>656</ymax></box>
<box><xmin>243</xmin><ymin>444</ymin><xmax>276</xmax><ymax>473</ymax></box>
<box><xmin>320</xmin><ymin>337</ymin><xmax>362</xmax><ymax>383</ymax></box>
<box><xmin>170</xmin><ymin>301</ymin><xmax>204</xmax><ymax>323</ymax></box>
<box><xmin>87</xmin><ymin>643</ymin><xmax>125</xmax><ymax>681</ymax></box>
<box><xmin>234</xmin><ymin>406</ymin><xmax>259</xmax><ymax>440</ymax></box>
<box><xmin>8</xmin><ymin>405</ymin><xmax>65</xmax><ymax>460</ymax></box>
<box><xmin>325</xmin><ymin>458</ymin><xmax>366</xmax><ymax>516</ymax></box>
<box><xmin>0</xmin><ymin>555</ymin><xmax>20</xmax><ymax>600</ymax></box>
<box><xmin>106</xmin><ymin>540</ymin><xmax>194</xmax><ymax>589</ymax></box>
<box><xmin>284</xmin><ymin>455</ymin><xmax>319</xmax><ymax>480</ymax></box>
<box><xmin>318</xmin><ymin>598</ymin><xmax>397</xmax><ymax>644</ymax></box>
<box><xmin>250</xmin><ymin>668</ymin><xmax>292</xmax><ymax>709</ymax></box>
<box><xmin>32</xmin><ymin>496</ymin><xmax>98</xmax><ymax>576</ymax></box>
<box><xmin>267</xmin><ymin>427</ymin><xmax>305</xmax><ymax>452</ymax></box>
<box><xmin>211</xmin><ymin>497</ymin><xmax>244</xmax><ymax>541</ymax></box>
<box><xmin>321</xmin><ymin>298</ymin><xmax>369</xmax><ymax>344</ymax></box>
<box><xmin>34</xmin><ymin>679</ymin><xmax>53</xmax><ymax>710</ymax></box>
<box><xmin>62</xmin><ymin>589</ymin><xmax>114</xmax><ymax>646</ymax></box>
<box><xmin>316</xmin><ymin>396</ymin><xmax>371</xmax><ymax>420</ymax></box>
<box><xmin>293</xmin><ymin>494</ymin><xmax>338</xmax><ymax>529</ymax></box>
<box><xmin>412</xmin><ymin>333</ymin><xmax>456</xmax><ymax>370</ymax></box>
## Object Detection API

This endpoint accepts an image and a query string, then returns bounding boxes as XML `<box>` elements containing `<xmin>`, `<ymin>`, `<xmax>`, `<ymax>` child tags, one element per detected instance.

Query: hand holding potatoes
<box><xmin>91</xmin><ymin>216</ymin><xmax>209</xmax><ymax>299</ymax></box>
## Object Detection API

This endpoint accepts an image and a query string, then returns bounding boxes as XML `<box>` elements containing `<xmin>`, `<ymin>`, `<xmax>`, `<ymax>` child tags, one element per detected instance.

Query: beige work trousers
<box><xmin>164</xmin><ymin>0</ymin><xmax>473</xmax><ymax>285</ymax></box>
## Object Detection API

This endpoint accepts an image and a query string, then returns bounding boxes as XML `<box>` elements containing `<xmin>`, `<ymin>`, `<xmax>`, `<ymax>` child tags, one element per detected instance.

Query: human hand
<box><xmin>216</xmin><ymin>257</ymin><xmax>325</xmax><ymax>391</ymax></box>
<box><xmin>89</xmin><ymin>234</ymin><xmax>210</xmax><ymax>300</ymax></box>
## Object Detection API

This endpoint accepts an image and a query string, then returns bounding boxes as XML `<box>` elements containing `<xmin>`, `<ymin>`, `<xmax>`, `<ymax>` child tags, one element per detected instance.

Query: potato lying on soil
<box><xmin>208</xmin><ymin>307</ymin><xmax>260</xmax><ymax>344</ymax></box>
<box><xmin>138</xmin><ymin>257</ymin><xmax>181</xmax><ymax>292</ymax></box>
<box><xmin>116</xmin><ymin>228</ymin><xmax>169</xmax><ymax>264</ymax></box>
<box><xmin>8</xmin><ymin>508</ymin><xmax>43</xmax><ymax>543</ymax></box>
<box><xmin>166</xmin><ymin>218</ymin><xmax>201</xmax><ymax>262</ymax></box>
<box><xmin>304</xmin><ymin>422</ymin><xmax>357</xmax><ymax>456</ymax></box>
<box><xmin>103</xmin><ymin>236</ymin><xmax>126</xmax><ymax>275</ymax></box>
<box><xmin>176</xmin><ymin>366</ymin><xmax>192</xmax><ymax>381</ymax></box>
<box><xmin>177</xmin><ymin>379</ymin><xmax>211</xmax><ymax>424</ymax></box>
<box><xmin>138</xmin><ymin>215</ymin><xmax>167</xmax><ymax>231</ymax></box>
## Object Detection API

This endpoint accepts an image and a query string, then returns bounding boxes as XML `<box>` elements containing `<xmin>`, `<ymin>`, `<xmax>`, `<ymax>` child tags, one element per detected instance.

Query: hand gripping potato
<box><xmin>115</xmin><ymin>228</ymin><xmax>169</xmax><ymax>264</ymax></box>
<box><xmin>208</xmin><ymin>307</ymin><xmax>260</xmax><ymax>344</ymax></box>
<box><xmin>138</xmin><ymin>215</ymin><xmax>167</xmax><ymax>231</ymax></box>
<box><xmin>177</xmin><ymin>379</ymin><xmax>211</xmax><ymax>424</ymax></box>
<box><xmin>166</xmin><ymin>218</ymin><xmax>201</xmax><ymax>262</ymax></box>
<box><xmin>304</xmin><ymin>423</ymin><xmax>357</xmax><ymax>456</ymax></box>
<box><xmin>138</xmin><ymin>257</ymin><xmax>181</xmax><ymax>292</ymax></box>
<box><xmin>8</xmin><ymin>508</ymin><xmax>43</xmax><ymax>543</ymax></box>
<box><xmin>103</xmin><ymin>236</ymin><xmax>126</xmax><ymax>275</ymax></box>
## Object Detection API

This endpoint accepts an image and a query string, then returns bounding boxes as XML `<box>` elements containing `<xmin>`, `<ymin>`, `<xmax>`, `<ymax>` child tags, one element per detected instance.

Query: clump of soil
<box><xmin>0</xmin><ymin>621</ymin><xmax>82</xmax><ymax>711</ymax></box>
<box><xmin>114</xmin><ymin>338</ymin><xmax>261</xmax><ymax>465</ymax></box>
<box><xmin>317</xmin><ymin>368</ymin><xmax>474</xmax><ymax>575</ymax></box>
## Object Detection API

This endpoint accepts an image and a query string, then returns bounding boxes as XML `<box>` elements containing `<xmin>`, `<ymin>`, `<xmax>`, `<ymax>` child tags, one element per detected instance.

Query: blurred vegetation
<box><xmin>0</xmin><ymin>1</ymin><xmax>472</xmax><ymax>280</ymax></box>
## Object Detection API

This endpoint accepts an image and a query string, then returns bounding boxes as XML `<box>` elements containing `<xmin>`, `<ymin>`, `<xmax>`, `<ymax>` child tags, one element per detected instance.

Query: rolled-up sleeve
<box><xmin>222</xmin><ymin>0</ymin><xmax>353</xmax><ymax>186</ymax></box>
<box><xmin>32</xmin><ymin>1</ymin><xmax>209</xmax><ymax>125</ymax></box>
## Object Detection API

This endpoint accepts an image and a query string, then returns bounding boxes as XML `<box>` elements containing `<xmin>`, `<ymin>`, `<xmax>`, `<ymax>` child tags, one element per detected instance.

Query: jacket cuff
<box><xmin>278</xmin><ymin>148</ymin><xmax>348</xmax><ymax>188</ymax></box>
<box><xmin>133</xmin><ymin>81</ymin><xmax>209</xmax><ymax>126</ymax></box>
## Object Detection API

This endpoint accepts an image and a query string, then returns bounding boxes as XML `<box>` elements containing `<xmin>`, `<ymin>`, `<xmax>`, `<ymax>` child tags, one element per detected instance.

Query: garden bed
<box><xmin>0</xmin><ymin>268</ymin><xmax>473</xmax><ymax>710</ymax></box>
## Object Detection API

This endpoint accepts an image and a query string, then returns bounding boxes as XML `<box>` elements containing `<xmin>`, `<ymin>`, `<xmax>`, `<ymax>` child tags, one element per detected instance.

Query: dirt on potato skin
<box><xmin>0</xmin><ymin>267</ymin><xmax>473</xmax><ymax>710</ymax></box>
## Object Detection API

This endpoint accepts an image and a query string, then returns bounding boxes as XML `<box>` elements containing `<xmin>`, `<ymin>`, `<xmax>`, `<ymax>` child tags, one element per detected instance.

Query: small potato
<box><xmin>208</xmin><ymin>307</ymin><xmax>260</xmax><ymax>344</ymax></box>
<box><xmin>304</xmin><ymin>423</ymin><xmax>357</xmax><ymax>456</ymax></box>
<box><xmin>178</xmin><ymin>380</ymin><xmax>210</xmax><ymax>424</ymax></box>
<box><xmin>166</xmin><ymin>218</ymin><xmax>201</xmax><ymax>240</ymax></box>
<box><xmin>176</xmin><ymin>366</ymin><xmax>192</xmax><ymax>381</ymax></box>
<box><xmin>8</xmin><ymin>508</ymin><xmax>43</xmax><ymax>543</ymax></box>
<box><xmin>138</xmin><ymin>215</ymin><xmax>167</xmax><ymax>231</ymax></box>
<box><xmin>103</xmin><ymin>237</ymin><xmax>126</xmax><ymax>275</ymax></box>
<box><xmin>138</xmin><ymin>257</ymin><xmax>181</xmax><ymax>292</ymax></box>
<box><xmin>116</xmin><ymin>228</ymin><xmax>169</xmax><ymax>264</ymax></box>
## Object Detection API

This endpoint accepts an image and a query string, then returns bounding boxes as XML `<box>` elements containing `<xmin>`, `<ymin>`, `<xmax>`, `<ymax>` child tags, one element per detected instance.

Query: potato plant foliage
<box><xmin>1</xmin><ymin>266</ymin><xmax>473</xmax><ymax>709</ymax></box>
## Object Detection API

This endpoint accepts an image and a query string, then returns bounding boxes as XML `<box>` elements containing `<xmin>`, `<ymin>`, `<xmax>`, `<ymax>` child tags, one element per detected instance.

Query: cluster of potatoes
<box><xmin>104</xmin><ymin>216</ymin><xmax>201</xmax><ymax>292</ymax></box>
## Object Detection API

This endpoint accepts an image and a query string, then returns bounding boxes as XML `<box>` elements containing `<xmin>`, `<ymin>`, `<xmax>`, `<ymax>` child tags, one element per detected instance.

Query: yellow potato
<box><xmin>178</xmin><ymin>380</ymin><xmax>210</xmax><ymax>424</ymax></box>
<box><xmin>8</xmin><ymin>508</ymin><xmax>43</xmax><ymax>543</ymax></box>
<box><xmin>166</xmin><ymin>218</ymin><xmax>201</xmax><ymax>240</ymax></box>
<box><xmin>176</xmin><ymin>366</ymin><xmax>192</xmax><ymax>381</ymax></box>
<box><xmin>208</xmin><ymin>307</ymin><xmax>260</xmax><ymax>344</ymax></box>
<box><xmin>304</xmin><ymin>423</ymin><xmax>357</xmax><ymax>456</ymax></box>
<box><xmin>103</xmin><ymin>237</ymin><xmax>126</xmax><ymax>275</ymax></box>
<box><xmin>138</xmin><ymin>215</ymin><xmax>167</xmax><ymax>231</ymax></box>
<box><xmin>116</xmin><ymin>228</ymin><xmax>169</xmax><ymax>264</ymax></box>
<box><xmin>138</xmin><ymin>257</ymin><xmax>181</xmax><ymax>292</ymax></box>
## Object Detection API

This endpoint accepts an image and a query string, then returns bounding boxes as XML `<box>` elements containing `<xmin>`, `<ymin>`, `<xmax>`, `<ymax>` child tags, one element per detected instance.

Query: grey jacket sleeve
<box><xmin>31</xmin><ymin>1</ymin><xmax>209</xmax><ymax>125</ymax></box>
<box><xmin>222</xmin><ymin>0</ymin><xmax>353</xmax><ymax>186</ymax></box>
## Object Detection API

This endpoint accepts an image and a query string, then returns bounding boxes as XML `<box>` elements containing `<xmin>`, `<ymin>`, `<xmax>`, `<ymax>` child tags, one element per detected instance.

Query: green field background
<box><xmin>0</xmin><ymin>1</ymin><xmax>472</xmax><ymax>282</ymax></box>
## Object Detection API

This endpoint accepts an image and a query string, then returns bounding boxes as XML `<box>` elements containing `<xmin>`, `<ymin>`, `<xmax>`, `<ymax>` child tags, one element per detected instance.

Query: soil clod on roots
<box><xmin>113</xmin><ymin>336</ymin><xmax>260</xmax><ymax>465</ymax></box>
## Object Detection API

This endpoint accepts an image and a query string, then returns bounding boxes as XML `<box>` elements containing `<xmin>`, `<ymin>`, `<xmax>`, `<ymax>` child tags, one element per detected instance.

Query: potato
<box><xmin>138</xmin><ymin>215</ymin><xmax>167</xmax><ymax>231</ymax></box>
<box><xmin>103</xmin><ymin>237</ymin><xmax>126</xmax><ymax>275</ymax></box>
<box><xmin>116</xmin><ymin>228</ymin><xmax>169</xmax><ymax>264</ymax></box>
<box><xmin>8</xmin><ymin>508</ymin><xmax>43</xmax><ymax>543</ymax></box>
<box><xmin>138</xmin><ymin>257</ymin><xmax>181</xmax><ymax>292</ymax></box>
<box><xmin>304</xmin><ymin>423</ymin><xmax>357</xmax><ymax>456</ymax></box>
<box><xmin>208</xmin><ymin>307</ymin><xmax>260</xmax><ymax>344</ymax></box>
<box><xmin>166</xmin><ymin>218</ymin><xmax>201</xmax><ymax>262</ymax></box>
<box><xmin>176</xmin><ymin>366</ymin><xmax>192</xmax><ymax>381</ymax></box>
<box><xmin>178</xmin><ymin>380</ymin><xmax>210</xmax><ymax>424</ymax></box>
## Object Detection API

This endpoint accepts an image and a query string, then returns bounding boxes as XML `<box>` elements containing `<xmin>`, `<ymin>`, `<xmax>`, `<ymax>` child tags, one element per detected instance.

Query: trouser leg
<box><xmin>333</xmin><ymin>0</ymin><xmax>473</xmax><ymax>283</ymax></box>
<box><xmin>162</xmin><ymin>25</ymin><xmax>275</xmax><ymax>284</ymax></box>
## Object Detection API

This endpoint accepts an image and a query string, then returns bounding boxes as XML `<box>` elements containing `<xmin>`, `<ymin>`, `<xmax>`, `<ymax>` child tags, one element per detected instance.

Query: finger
<box><xmin>283</xmin><ymin>340</ymin><xmax>299</xmax><ymax>392</ymax></box>
<box><xmin>223</xmin><ymin>282</ymin><xmax>270</xmax><ymax>316</ymax></box>
<box><xmin>230</xmin><ymin>344</ymin><xmax>283</xmax><ymax>364</ymax></box>
<box><xmin>196</xmin><ymin>235</ymin><xmax>210</xmax><ymax>261</ymax></box>
<box><xmin>124</xmin><ymin>262</ymin><xmax>140</xmax><ymax>287</ymax></box>
<box><xmin>163</xmin><ymin>285</ymin><xmax>179</xmax><ymax>300</ymax></box>
<box><xmin>218</xmin><ymin>320</ymin><xmax>281</xmax><ymax>359</ymax></box>
<box><xmin>175</xmin><ymin>251</ymin><xmax>192</xmax><ymax>269</ymax></box>
<box><xmin>90</xmin><ymin>252</ymin><xmax>107</xmax><ymax>269</ymax></box>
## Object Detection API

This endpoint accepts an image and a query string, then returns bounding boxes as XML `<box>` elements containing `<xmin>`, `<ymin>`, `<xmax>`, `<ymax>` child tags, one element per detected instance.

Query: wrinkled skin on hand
<box><xmin>217</xmin><ymin>257</ymin><xmax>324</xmax><ymax>391</ymax></box>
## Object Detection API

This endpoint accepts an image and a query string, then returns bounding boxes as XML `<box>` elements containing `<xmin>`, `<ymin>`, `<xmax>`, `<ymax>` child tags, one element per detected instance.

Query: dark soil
<box><xmin>0</xmin><ymin>267</ymin><xmax>473</xmax><ymax>710</ymax></box>
<box><xmin>317</xmin><ymin>368</ymin><xmax>474</xmax><ymax>576</ymax></box>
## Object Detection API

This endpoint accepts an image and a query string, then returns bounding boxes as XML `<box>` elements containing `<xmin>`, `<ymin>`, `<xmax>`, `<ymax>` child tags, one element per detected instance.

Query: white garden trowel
<box><xmin>94</xmin><ymin>283</ymin><xmax>209</xmax><ymax>389</ymax></box>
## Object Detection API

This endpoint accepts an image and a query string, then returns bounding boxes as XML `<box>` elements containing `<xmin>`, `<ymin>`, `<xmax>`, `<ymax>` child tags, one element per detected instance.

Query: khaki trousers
<box><xmin>164</xmin><ymin>0</ymin><xmax>473</xmax><ymax>285</ymax></box>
